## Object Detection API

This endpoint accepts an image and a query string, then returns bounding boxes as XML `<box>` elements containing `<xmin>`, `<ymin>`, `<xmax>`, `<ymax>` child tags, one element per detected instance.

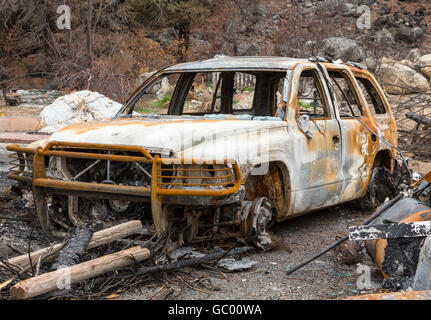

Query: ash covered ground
<box><xmin>0</xmin><ymin>170</ymin><xmax>390</xmax><ymax>300</ymax></box>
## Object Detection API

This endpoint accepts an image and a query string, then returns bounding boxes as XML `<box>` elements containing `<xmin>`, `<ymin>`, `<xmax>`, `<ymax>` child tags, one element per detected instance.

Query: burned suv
<box><xmin>7</xmin><ymin>56</ymin><xmax>398</xmax><ymax>249</ymax></box>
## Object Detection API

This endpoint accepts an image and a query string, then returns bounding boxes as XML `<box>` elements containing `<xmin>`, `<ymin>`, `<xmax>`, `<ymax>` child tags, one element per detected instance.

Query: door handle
<box><xmin>332</xmin><ymin>135</ymin><xmax>340</xmax><ymax>144</ymax></box>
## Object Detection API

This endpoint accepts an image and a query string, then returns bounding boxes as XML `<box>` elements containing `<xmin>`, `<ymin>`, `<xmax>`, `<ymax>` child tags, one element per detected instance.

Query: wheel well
<box><xmin>373</xmin><ymin>150</ymin><xmax>392</xmax><ymax>170</ymax></box>
<box><xmin>244</xmin><ymin>162</ymin><xmax>291</xmax><ymax>217</ymax></box>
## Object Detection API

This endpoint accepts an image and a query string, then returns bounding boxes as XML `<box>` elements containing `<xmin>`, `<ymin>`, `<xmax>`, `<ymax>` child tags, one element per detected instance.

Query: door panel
<box><xmin>289</xmin><ymin>66</ymin><xmax>344</xmax><ymax>215</ymax></box>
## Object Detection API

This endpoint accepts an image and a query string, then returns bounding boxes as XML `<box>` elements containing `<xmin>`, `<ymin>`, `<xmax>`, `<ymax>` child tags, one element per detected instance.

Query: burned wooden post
<box><xmin>10</xmin><ymin>246</ymin><xmax>151</xmax><ymax>299</ymax></box>
<box><xmin>4</xmin><ymin>220</ymin><xmax>143</xmax><ymax>270</ymax></box>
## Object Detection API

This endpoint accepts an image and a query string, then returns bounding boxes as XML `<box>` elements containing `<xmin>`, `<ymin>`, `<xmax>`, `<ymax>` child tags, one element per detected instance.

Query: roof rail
<box><xmin>346</xmin><ymin>61</ymin><xmax>367</xmax><ymax>70</ymax></box>
<box><xmin>308</xmin><ymin>56</ymin><xmax>328</xmax><ymax>63</ymax></box>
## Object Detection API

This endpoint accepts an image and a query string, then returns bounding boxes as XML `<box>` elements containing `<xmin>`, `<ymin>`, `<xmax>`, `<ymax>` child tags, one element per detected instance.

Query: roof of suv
<box><xmin>164</xmin><ymin>56</ymin><xmax>366</xmax><ymax>73</ymax></box>
<box><xmin>165</xmin><ymin>56</ymin><xmax>309</xmax><ymax>72</ymax></box>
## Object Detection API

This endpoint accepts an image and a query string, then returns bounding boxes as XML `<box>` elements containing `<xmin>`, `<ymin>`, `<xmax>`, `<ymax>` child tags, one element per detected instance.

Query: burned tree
<box><xmin>131</xmin><ymin>0</ymin><xmax>211</xmax><ymax>62</ymax></box>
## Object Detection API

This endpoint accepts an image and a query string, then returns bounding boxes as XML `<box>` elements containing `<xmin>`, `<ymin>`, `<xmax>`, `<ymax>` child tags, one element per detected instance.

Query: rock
<box><xmin>342</xmin><ymin>3</ymin><xmax>357</xmax><ymax>17</ymax></box>
<box><xmin>156</xmin><ymin>28</ymin><xmax>176</xmax><ymax>47</ymax></box>
<box><xmin>136</xmin><ymin>72</ymin><xmax>155</xmax><ymax>85</ymax></box>
<box><xmin>381</xmin><ymin>57</ymin><xmax>396</xmax><ymax>64</ymax></box>
<box><xmin>14</xmin><ymin>89</ymin><xmax>64</xmax><ymax>106</ymax></box>
<box><xmin>378</xmin><ymin>4</ymin><xmax>391</xmax><ymax>15</ymax></box>
<box><xmin>378</xmin><ymin>61</ymin><xmax>430</xmax><ymax>95</ymax></box>
<box><xmin>395</xmin><ymin>25</ymin><xmax>424</xmax><ymax>43</ymax></box>
<box><xmin>39</xmin><ymin>90</ymin><xmax>123</xmax><ymax>133</ymax></box>
<box><xmin>406</xmin><ymin>48</ymin><xmax>422</xmax><ymax>63</ymax></box>
<box><xmin>155</xmin><ymin>77</ymin><xmax>172</xmax><ymax>99</ymax></box>
<box><xmin>237</xmin><ymin>43</ymin><xmax>259</xmax><ymax>56</ymax></box>
<box><xmin>256</xmin><ymin>3</ymin><xmax>268</xmax><ymax>16</ymax></box>
<box><xmin>322</xmin><ymin>37</ymin><xmax>365</xmax><ymax>62</ymax></box>
<box><xmin>415</xmin><ymin>54</ymin><xmax>431</xmax><ymax>79</ymax></box>
<box><xmin>373</xmin><ymin>28</ymin><xmax>394</xmax><ymax>47</ymax></box>
<box><xmin>364</xmin><ymin>57</ymin><xmax>378</xmax><ymax>71</ymax></box>
<box><xmin>217</xmin><ymin>258</ymin><xmax>257</xmax><ymax>272</ymax></box>
<box><xmin>399</xmin><ymin>59</ymin><xmax>414</xmax><ymax>69</ymax></box>
<box><xmin>136</xmin><ymin>72</ymin><xmax>171</xmax><ymax>97</ymax></box>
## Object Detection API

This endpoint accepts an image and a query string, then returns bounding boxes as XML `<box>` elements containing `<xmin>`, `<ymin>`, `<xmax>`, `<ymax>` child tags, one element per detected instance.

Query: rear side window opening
<box><xmin>328</xmin><ymin>70</ymin><xmax>363</xmax><ymax>118</ymax></box>
<box><xmin>355</xmin><ymin>76</ymin><xmax>387</xmax><ymax>115</ymax></box>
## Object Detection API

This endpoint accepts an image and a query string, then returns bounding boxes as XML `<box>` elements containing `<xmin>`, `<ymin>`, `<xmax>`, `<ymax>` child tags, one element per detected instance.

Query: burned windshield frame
<box><xmin>116</xmin><ymin>69</ymin><xmax>287</xmax><ymax>118</ymax></box>
<box><xmin>114</xmin><ymin>67</ymin><xmax>172</xmax><ymax>117</ymax></box>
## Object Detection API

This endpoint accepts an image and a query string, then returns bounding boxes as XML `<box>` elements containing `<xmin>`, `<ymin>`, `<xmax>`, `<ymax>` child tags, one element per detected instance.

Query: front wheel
<box><xmin>356</xmin><ymin>166</ymin><xmax>397</xmax><ymax>210</ymax></box>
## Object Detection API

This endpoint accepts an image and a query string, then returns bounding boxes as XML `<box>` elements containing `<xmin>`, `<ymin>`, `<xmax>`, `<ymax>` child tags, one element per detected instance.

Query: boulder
<box><xmin>156</xmin><ymin>28</ymin><xmax>177</xmax><ymax>47</ymax></box>
<box><xmin>399</xmin><ymin>59</ymin><xmax>414</xmax><ymax>69</ymax></box>
<box><xmin>136</xmin><ymin>71</ymin><xmax>171</xmax><ymax>97</ymax></box>
<box><xmin>39</xmin><ymin>90</ymin><xmax>123</xmax><ymax>133</ymax></box>
<box><xmin>415</xmin><ymin>54</ymin><xmax>431</xmax><ymax>79</ymax></box>
<box><xmin>322</xmin><ymin>37</ymin><xmax>365</xmax><ymax>62</ymax></box>
<box><xmin>406</xmin><ymin>48</ymin><xmax>422</xmax><ymax>63</ymax></box>
<box><xmin>373</xmin><ymin>28</ymin><xmax>395</xmax><ymax>47</ymax></box>
<box><xmin>237</xmin><ymin>43</ymin><xmax>259</xmax><ymax>56</ymax></box>
<box><xmin>395</xmin><ymin>26</ymin><xmax>424</xmax><ymax>43</ymax></box>
<box><xmin>378</xmin><ymin>61</ymin><xmax>430</xmax><ymax>95</ymax></box>
<box><xmin>364</xmin><ymin>57</ymin><xmax>378</xmax><ymax>71</ymax></box>
<box><xmin>136</xmin><ymin>71</ymin><xmax>156</xmax><ymax>87</ymax></box>
<box><xmin>15</xmin><ymin>89</ymin><xmax>64</xmax><ymax>106</ymax></box>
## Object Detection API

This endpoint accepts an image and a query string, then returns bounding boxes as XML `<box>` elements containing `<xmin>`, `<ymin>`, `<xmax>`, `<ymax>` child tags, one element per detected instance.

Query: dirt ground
<box><xmin>1</xmin><ymin>156</ymin><xmax>431</xmax><ymax>300</ymax></box>
<box><xmin>119</xmin><ymin>205</ymin><xmax>385</xmax><ymax>301</ymax></box>
<box><xmin>0</xmin><ymin>105</ymin><xmax>44</xmax><ymax>117</ymax></box>
<box><xmin>0</xmin><ymin>170</ymin><xmax>393</xmax><ymax>301</ymax></box>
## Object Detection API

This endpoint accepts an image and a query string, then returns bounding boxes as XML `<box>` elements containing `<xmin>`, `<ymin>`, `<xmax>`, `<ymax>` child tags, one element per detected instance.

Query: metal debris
<box><xmin>349</xmin><ymin>221</ymin><xmax>431</xmax><ymax>241</ymax></box>
<box><xmin>413</xmin><ymin>236</ymin><xmax>431</xmax><ymax>291</ymax></box>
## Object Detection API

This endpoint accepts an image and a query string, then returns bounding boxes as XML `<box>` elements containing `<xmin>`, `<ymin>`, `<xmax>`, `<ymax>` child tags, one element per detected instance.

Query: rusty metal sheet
<box><xmin>345</xmin><ymin>290</ymin><xmax>431</xmax><ymax>300</ymax></box>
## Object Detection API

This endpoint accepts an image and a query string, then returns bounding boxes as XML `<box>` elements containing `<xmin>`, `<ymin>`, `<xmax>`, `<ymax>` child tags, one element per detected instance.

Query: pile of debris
<box><xmin>39</xmin><ymin>90</ymin><xmax>123</xmax><ymax>133</ymax></box>
<box><xmin>3</xmin><ymin>89</ymin><xmax>64</xmax><ymax>107</ymax></box>
<box><xmin>285</xmin><ymin>170</ymin><xmax>431</xmax><ymax>299</ymax></box>
<box><xmin>0</xmin><ymin>209</ymin><xmax>257</xmax><ymax>300</ymax></box>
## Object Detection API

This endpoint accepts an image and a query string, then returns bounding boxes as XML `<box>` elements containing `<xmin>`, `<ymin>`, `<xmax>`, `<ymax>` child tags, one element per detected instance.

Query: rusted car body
<box><xmin>7</xmin><ymin>56</ymin><xmax>398</xmax><ymax>247</ymax></box>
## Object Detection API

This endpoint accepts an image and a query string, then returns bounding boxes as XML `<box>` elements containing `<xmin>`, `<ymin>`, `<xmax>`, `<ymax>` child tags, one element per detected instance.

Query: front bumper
<box><xmin>7</xmin><ymin>141</ymin><xmax>243</xmax><ymax>235</ymax></box>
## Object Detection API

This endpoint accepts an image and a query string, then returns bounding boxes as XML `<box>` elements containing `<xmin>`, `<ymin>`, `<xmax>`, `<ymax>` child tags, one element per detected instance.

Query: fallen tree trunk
<box><xmin>10</xmin><ymin>246</ymin><xmax>151</xmax><ymax>299</ymax></box>
<box><xmin>5</xmin><ymin>220</ymin><xmax>143</xmax><ymax>270</ymax></box>
<box><xmin>50</xmin><ymin>227</ymin><xmax>94</xmax><ymax>270</ymax></box>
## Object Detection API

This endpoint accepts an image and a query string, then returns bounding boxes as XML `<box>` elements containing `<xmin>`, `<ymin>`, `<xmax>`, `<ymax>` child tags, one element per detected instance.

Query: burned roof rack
<box><xmin>308</xmin><ymin>56</ymin><xmax>329</xmax><ymax>63</ymax></box>
<box><xmin>345</xmin><ymin>61</ymin><xmax>367</xmax><ymax>70</ymax></box>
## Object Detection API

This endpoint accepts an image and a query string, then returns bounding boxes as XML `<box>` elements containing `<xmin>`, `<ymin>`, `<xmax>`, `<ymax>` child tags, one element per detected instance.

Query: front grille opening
<box><xmin>159</xmin><ymin>164</ymin><xmax>236</xmax><ymax>189</ymax></box>
<box><xmin>48</xmin><ymin>148</ymin><xmax>158</xmax><ymax>187</ymax></box>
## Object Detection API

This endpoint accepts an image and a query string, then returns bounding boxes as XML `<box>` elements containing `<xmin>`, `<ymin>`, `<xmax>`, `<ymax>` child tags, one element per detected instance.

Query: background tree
<box><xmin>131</xmin><ymin>0</ymin><xmax>211</xmax><ymax>62</ymax></box>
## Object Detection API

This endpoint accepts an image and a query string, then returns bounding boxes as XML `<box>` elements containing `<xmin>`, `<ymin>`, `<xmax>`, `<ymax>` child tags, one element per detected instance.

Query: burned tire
<box><xmin>357</xmin><ymin>166</ymin><xmax>397</xmax><ymax>211</ymax></box>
